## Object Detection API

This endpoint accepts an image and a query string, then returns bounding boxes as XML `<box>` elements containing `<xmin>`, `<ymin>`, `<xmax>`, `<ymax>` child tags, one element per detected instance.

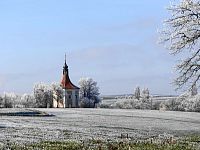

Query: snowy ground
<box><xmin>0</xmin><ymin>108</ymin><xmax>200</xmax><ymax>144</ymax></box>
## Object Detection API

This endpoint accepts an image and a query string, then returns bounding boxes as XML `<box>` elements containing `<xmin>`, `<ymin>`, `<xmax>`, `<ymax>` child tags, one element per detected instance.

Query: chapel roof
<box><xmin>60</xmin><ymin>55</ymin><xmax>79</xmax><ymax>90</ymax></box>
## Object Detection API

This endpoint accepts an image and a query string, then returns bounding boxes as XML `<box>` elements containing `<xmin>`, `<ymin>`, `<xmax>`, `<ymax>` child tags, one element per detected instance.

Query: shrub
<box><xmin>163</xmin><ymin>92</ymin><xmax>200</xmax><ymax>112</ymax></box>
<box><xmin>80</xmin><ymin>97</ymin><xmax>94</xmax><ymax>108</ymax></box>
<box><xmin>112</xmin><ymin>98</ymin><xmax>151</xmax><ymax>110</ymax></box>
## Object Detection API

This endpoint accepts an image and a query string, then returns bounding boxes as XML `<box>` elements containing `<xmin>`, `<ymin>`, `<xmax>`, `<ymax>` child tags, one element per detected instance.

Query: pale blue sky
<box><xmin>0</xmin><ymin>0</ymin><xmax>178</xmax><ymax>95</ymax></box>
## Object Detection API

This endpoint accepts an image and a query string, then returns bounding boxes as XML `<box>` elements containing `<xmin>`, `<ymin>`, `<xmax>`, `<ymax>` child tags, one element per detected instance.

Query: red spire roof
<box><xmin>60</xmin><ymin>55</ymin><xmax>79</xmax><ymax>90</ymax></box>
<box><xmin>61</xmin><ymin>72</ymin><xmax>79</xmax><ymax>89</ymax></box>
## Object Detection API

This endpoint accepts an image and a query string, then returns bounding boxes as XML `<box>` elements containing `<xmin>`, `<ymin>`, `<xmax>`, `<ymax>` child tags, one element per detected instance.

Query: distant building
<box><xmin>60</xmin><ymin>55</ymin><xmax>80</xmax><ymax>108</ymax></box>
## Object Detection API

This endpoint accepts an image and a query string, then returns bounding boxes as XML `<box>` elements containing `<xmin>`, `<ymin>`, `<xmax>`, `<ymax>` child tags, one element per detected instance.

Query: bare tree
<box><xmin>141</xmin><ymin>88</ymin><xmax>150</xmax><ymax>99</ymax></box>
<box><xmin>160</xmin><ymin>0</ymin><xmax>200</xmax><ymax>91</ymax></box>
<box><xmin>78</xmin><ymin>77</ymin><xmax>100</xmax><ymax>108</ymax></box>
<box><xmin>134</xmin><ymin>86</ymin><xmax>140</xmax><ymax>100</ymax></box>
<box><xmin>3</xmin><ymin>93</ymin><xmax>15</xmax><ymax>108</ymax></box>
<box><xmin>51</xmin><ymin>82</ymin><xmax>64</xmax><ymax>107</ymax></box>
<box><xmin>34</xmin><ymin>83</ymin><xmax>53</xmax><ymax>108</ymax></box>
<box><xmin>191</xmin><ymin>83</ymin><xmax>198</xmax><ymax>96</ymax></box>
<box><xmin>21</xmin><ymin>94</ymin><xmax>36</xmax><ymax>108</ymax></box>
<box><xmin>51</xmin><ymin>82</ymin><xmax>63</xmax><ymax>100</ymax></box>
<box><xmin>0</xmin><ymin>95</ymin><xmax>3</xmax><ymax>108</ymax></box>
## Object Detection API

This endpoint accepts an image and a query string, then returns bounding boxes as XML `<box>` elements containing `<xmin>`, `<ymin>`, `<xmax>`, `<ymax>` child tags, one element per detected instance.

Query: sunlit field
<box><xmin>0</xmin><ymin>108</ymin><xmax>200</xmax><ymax>149</ymax></box>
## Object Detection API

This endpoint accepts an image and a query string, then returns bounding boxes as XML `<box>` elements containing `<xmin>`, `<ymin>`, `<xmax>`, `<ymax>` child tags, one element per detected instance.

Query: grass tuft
<box><xmin>2</xmin><ymin>135</ymin><xmax>200</xmax><ymax>150</ymax></box>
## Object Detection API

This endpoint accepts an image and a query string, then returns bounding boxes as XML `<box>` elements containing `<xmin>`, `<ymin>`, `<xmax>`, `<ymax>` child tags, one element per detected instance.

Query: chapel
<box><xmin>53</xmin><ymin>55</ymin><xmax>80</xmax><ymax>108</ymax></box>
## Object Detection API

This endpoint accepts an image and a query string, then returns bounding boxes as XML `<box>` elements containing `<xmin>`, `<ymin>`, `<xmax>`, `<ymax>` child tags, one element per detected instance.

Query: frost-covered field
<box><xmin>0</xmin><ymin>108</ymin><xmax>200</xmax><ymax>145</ymax></box>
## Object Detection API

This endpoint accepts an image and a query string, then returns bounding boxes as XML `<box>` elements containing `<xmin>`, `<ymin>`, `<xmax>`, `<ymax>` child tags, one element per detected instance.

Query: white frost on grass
<box><xmin>0</xmin><ymin>108</ymin><xmax>200</xmax><ymax>144</ymax></box>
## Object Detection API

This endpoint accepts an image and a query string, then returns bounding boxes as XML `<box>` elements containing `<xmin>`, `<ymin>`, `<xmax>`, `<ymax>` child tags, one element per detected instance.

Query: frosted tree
<box><xmin>51</xmin><ymin>82</ymin><xmax>64</xmax><ymax>107</ymax></box>
<box><xmin>51</xmin><ymin>82</ymin><xmax>63</xmax><ymax>99</ymax></box>
<box><xmin>141</xmin><ymin>88</ymin><xmax>150</xmax><ymax>99</ymax></box>
<box><xmin>191</xmin><ymin>84</ymin><xmax>198</xmax><ymax>96</ymax></box>
<box><xmin>2</xmin><ymin>92</ymin><xmax>17</xmax><ymax>108</ymax></box>
<box><xmin>160</xmin><ymin>0</ymin><xmax>200</xmax><ymax>91</ymax></box>
<box><xmin>12</xmin><ymin>94</ymin><xmax>22</xmax><ymax>107</ymax></box>
<box><xmin>134</xmin><ymin>86</ymin><xmax>140</xmax><ymax>100</ymax></box>
<box><xmin>0</xmin><ymin>95</ymin><xmax>3</xmax><ymax>107</ymax></box>
<box><xmin>34</xmin><ymin>83</ymin><xmax>53</xmax><ymax>108</ymax></box>
<box><xmin>21</xmin><ymin>94</ymin><xmax>36</xmax><ymax>108</ymax></box>
<box><xmin>78</xmin><ymin>77</ymin><xmax>100</xmax><ymax>108</ymax></box>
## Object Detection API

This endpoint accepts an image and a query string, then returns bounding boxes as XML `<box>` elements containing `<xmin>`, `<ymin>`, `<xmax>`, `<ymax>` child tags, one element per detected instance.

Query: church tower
<box><xmin>60</xmin><ymin>54</ymin><xmax>80</xmax><ymax>108</ymax></box>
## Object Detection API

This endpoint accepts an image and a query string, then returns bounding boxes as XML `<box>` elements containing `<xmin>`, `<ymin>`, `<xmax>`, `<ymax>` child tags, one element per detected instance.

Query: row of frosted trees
<box><xmin>111</xmin><ymin>86</ymin><xmax>152</xmax><ymax>110</ymax></box>
<box><xmin>0</xmin><ymin>77</ymin><xmax>100</xmax><ymax>108</ymax></box>
<box><xmin>134</xmin><ymin>86</ymin><xmax>150</xmax><ymax>100</ymax></box>
<box><xmin>0</xmin><ymin>82</ymin><xmax>63</xmax><ymax>108</ymax></box>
